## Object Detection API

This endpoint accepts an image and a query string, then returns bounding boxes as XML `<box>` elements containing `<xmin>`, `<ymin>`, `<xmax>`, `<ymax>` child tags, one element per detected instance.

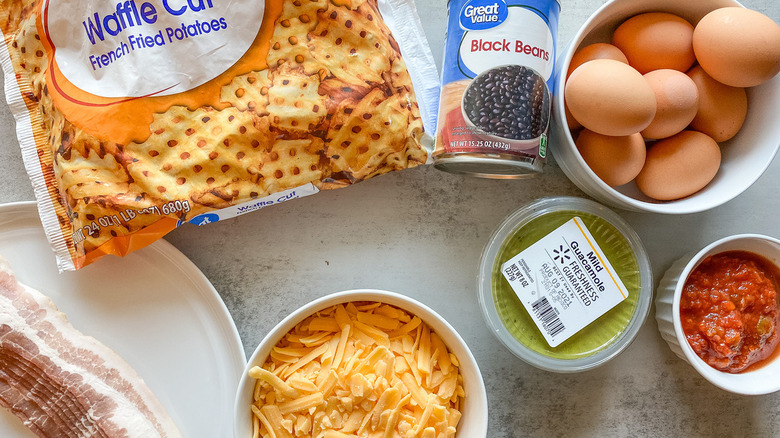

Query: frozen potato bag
<box><xmin>0</xmin><ymin>0</ymin><xmax>439</xmax><ymax>270</ymax></box>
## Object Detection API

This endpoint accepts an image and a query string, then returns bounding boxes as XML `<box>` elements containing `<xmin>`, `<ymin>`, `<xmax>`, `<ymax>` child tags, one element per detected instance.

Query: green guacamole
<box><xmin>492</xmin><ymin>210</ymin><xmax>641</xmax><ymax>359</ymax></box>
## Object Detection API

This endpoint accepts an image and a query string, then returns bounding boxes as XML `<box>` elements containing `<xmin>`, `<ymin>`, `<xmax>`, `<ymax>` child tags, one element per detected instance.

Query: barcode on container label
<box><xmin>501</xmin><ymin>217</ymin><xmax>628</xmax><ymax>347</ymax></box>
<box><xmin>532</xmin><ymin>297</ymin><xmax>565</xmax><ymax>337</ymax></box>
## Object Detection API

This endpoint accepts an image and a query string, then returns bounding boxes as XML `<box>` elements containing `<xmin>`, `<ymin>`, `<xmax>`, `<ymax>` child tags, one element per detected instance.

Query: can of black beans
<box><xmin>434</xmin><ymin>0</ymin><xmax>560</xmax><ymax>178</ymax></box>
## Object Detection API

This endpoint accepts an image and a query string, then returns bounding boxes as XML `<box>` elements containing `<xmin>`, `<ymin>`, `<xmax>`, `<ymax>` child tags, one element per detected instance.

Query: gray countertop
<box><xmin>1</xmin><ymin>1</ymin><xmax>779</xmax><ymax>436</ymax></box>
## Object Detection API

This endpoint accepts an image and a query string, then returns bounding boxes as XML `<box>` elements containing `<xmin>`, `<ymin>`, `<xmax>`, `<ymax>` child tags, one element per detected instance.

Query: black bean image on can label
<box><xmin>462</xmin><ymin>65</ymin><xmax>551</xmax><ymax>141</ymax></box>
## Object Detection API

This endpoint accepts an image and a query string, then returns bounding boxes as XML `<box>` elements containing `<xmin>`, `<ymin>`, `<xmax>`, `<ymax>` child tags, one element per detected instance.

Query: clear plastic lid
<box><xmin>477</xmin><ymin>196</ymin><xmax>652</xmax><ymax>372</ymax></box>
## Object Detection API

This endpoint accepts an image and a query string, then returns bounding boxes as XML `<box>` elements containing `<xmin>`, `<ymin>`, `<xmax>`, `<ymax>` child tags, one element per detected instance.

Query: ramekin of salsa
<box><xmin>655</xmin><ymin>234</ymin><xmax>780</xmax><ymax>395</ymax></box>
<box><xmin>680</xmin><ymin>251</ymin><xmax>780</xmax><ymax>373</ymax></box>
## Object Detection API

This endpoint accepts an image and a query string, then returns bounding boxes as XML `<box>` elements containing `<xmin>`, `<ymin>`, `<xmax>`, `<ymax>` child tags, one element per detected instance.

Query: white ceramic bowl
<box><xmin>234</xmin><ymin>289</ymin><xmax>488</xmax><ymax>437</ymax></box>
<box><xmin>550</xmin><ymin>0</ymin><xmax>780</xmax><ymax>214</ymax></box>
<box><xmin>655</xmin><ymin>234</ymin><xmax>780</xmax><ymax>394</ymax></box>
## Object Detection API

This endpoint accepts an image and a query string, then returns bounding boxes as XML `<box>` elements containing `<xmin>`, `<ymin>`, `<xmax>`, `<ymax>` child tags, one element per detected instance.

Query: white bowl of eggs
<box><xmin>550</xmin><ymin>0</ymin><xmax>780</xmax><ymax>214</ymax></box>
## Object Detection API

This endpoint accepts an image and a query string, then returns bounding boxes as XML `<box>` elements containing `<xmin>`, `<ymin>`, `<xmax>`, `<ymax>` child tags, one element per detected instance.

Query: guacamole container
<box><xmin>478</xmin><ymin>197</ymin><xmax>652</xmax><ymax>372</ymax></box>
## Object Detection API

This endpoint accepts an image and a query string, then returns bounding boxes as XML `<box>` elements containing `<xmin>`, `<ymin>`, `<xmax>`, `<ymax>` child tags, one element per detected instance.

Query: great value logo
<box><xmin>459</xmin><ymin>0</ymin><xmax>508</xmax><ymax>31</ymax></box>
<box><xmin>458</xmin><ymin>5</ymin><xmax>554</xmax><ymax>81</ymax></box>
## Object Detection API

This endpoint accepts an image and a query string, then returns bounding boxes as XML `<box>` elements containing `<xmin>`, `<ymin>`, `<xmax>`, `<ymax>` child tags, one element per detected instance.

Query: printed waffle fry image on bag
<box><xmin>0</xmin><ymin>0</ymin><xmax>439</xmax><ymax>270</ymax></box>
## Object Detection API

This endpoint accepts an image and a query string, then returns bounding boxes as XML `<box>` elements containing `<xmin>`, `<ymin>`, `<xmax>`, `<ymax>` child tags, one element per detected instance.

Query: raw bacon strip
<box><xmin>0</xmin><ymin>259</ymin><xmax>181</xmax><ymax>437</ymax></box>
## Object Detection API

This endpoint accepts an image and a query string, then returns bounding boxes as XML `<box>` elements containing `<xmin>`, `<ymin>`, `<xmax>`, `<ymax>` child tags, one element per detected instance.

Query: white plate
<box><xmin>0</xmin><ymin>201</ymin><xmax>246</xmax><ymax>437</ymax></box>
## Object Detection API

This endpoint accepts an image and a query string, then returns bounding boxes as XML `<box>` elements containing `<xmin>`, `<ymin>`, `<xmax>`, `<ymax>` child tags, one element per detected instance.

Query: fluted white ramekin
<box><xmin>655</xmin><ymin>234</ymin><xmax>780</xmax><ymax>395</ymax></box>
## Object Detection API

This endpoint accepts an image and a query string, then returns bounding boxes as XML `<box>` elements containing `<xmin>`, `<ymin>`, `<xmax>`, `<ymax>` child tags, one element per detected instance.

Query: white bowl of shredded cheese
<box><xmin>234</xmin><ymin>289</ymin><xmax>488</xmax><ymax>438</ymax></box>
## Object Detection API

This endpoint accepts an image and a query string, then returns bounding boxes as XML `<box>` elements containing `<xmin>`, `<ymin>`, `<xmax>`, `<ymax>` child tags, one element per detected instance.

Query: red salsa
<box><xmin>680</xmin><ymin>251</ymin><xmax>780</xmax><ymax>373</ymax></box>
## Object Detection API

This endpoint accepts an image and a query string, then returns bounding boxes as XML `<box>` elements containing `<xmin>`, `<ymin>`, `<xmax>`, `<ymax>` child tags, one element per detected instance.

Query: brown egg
<box><xmin>687</xmin><ymin>66</ymin><xmax>747</xmax><ymax>142</ymax></box>
<box><xmin>564</xmin><ymin>43</ymin><xmax>629</xmax><ymax>130</ymax></box>
<box><xmin>567</xmin><ymin>43</ymin><xmax>628</xmax><ymax>78</ymax></box>
<box><xmin>641</xmin><ymin>69</ymin><xmax>699</xmax><ymax>140</ymax></box>
<box><xmin>576</xmin><ymin>130</ymin><xmax>646</xmax><ymax>187</ymax></box>
<box><xmin>612</xmin><ymin>12</ymin><xmax>696</xmax><ymax>74</ymax></box>
<box><xmin>564</xmin><ymin>101</ymin><xmax>582</xmax><ymax>131</ymax></box>
<box><xmin>565</xmin><ymin>59</ymin><xmax>656</xmax><ymax>136</ymax></box>
<box><xmin>693</xmin><ymin>7</ymin><xmax>780</xmax><ymax>88</ymax></box>
<box><xmin>636</xmin><ymin>130</ymin><xmax>721</xmax><ymax>201</ymax></box>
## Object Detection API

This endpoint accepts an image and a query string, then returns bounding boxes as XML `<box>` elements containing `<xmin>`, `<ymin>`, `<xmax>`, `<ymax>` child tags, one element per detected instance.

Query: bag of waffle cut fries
<box><xmin>0</xmin><ymin>0</ymin><xmax>439</xmax><ymax>270</ymax></box>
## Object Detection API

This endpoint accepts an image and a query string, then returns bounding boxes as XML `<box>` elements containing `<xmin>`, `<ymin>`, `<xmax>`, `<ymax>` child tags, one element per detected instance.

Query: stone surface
<box><xmin>1</xmin><ymin>1</ymin><xmax>779</xmax><ymax>436</ymax></box>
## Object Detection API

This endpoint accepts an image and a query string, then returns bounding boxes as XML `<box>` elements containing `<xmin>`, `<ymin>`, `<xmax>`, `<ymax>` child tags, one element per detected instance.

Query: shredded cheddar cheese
<box><xmin>249</xmin><ymin>302</ymin><xmax>464</xmax><ymax>438</ymax></box>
